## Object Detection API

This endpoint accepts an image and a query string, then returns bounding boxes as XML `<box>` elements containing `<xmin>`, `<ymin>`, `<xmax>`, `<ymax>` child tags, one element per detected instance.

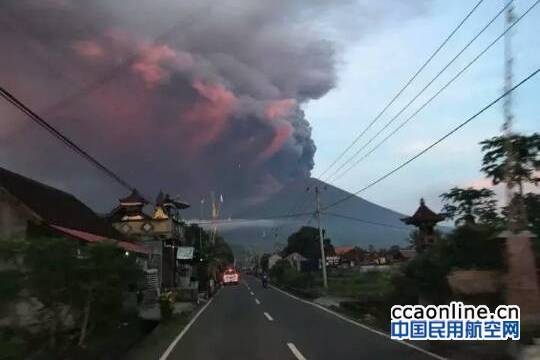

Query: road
<box><xmin>165</xmin><ymin>276</ymin><xmax>442</xmax><ymax>360</ymax></box>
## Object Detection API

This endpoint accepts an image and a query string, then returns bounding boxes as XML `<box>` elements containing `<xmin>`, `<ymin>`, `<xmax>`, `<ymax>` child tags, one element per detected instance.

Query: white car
<box><xmin>222</xmin><ymin>268</ymin><xmax>239</xmax><ymax>285</ymax></box>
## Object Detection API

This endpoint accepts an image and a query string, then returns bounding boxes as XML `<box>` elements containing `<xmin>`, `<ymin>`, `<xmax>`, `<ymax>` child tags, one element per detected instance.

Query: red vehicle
<box><xmin>222</xmin><ymin>267</ymin><xmax>239</xmax><ymax>285</ymax></box>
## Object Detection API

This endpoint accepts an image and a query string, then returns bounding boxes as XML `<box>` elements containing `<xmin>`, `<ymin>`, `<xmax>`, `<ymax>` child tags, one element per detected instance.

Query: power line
<box><xmin>326</xmin><ymin>0</ymin><xmax>515</xmax><ymax>183</ymax></box>
<box><xmin>317</xmin><ymin>0</ymin><xmax>486</xmax><ymax>180</ymax></box>
<box><xmin>0</xmin><ymin>86</ymin><xmax>135</xmax><ymax>192</ymax></box>
<box><xmin>322</xmin><ymin>65</ymin><xmax>540</xmax><ymax>211</ymax></box>
<box><xmin>322</xmin><ymin>212</ymin><xmax>410</xmax><ymax>231</ymax></box>
<box><xmin>329</xmin><ymin>0</ymin><xmax>539</xmax><ymax>183</ymax></box>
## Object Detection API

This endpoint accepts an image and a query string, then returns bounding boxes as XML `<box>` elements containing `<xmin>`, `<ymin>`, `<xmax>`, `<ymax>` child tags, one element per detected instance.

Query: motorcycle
<box><xmin>262</xmin><ymin>275</ymin><xmax>268</xmax><ymax>288</ymax></box>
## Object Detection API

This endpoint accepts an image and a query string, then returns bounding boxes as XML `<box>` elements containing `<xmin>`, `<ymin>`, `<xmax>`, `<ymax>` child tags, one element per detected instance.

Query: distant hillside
<box><xmin>191</xmin><ymin>178</ymin><xmax>416</xmax><ymax>252</ymax></box>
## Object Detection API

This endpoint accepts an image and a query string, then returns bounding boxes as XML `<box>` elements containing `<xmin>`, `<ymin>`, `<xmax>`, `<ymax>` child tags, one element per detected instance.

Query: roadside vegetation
<box><xmin>0</xmin><ymin>235</ymin><xmax>143</xmax><ymax>359</ymax></box>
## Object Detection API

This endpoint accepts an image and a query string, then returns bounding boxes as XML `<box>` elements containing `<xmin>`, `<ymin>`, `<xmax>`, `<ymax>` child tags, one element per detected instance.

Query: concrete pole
<box><xmin>315</xmin><ymin>186</ymin><xmax>328</xmax><ymax>290</ymax></box>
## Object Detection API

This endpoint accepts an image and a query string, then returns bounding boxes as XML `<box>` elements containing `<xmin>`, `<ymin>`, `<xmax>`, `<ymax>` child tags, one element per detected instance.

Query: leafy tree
<box><xmin>283</xmin><ymin>226</ymin><xmax>333</xmax><ymax>260</ymax></box>
<box><xmin>440</xmin><ymin>187</ymin><xmax>500</xmax><ymax>226</ymax></box>
<box><xmin>480</xmin><ymin>133</ymin><xmax>540</xmax><ymax>194</ymax></box>
<box><xmin>23</xmin><ymin>237</ymin><xmax>82</xmax><ymax>348</ymax></box>
<box><xmin>260</xmin><ymin>253</ymin><xmax>270</xmax><ymax>272</ymax></box>
<box><xmin>2</xmin><ymin>236</ymin><xmax>142</xmax><ymax>349</ymax></box>
<box><xmin>76</xmin><ymin>242</ymin><xmax>142</xmax><ymax>346</ymax></box>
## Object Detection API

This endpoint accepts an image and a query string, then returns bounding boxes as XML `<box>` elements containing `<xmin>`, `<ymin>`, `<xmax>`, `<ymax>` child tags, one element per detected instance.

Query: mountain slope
<box><xmin>209</xmin><ymin>178</ymin><xmax>414</xmax><ymax>252</ymax></box>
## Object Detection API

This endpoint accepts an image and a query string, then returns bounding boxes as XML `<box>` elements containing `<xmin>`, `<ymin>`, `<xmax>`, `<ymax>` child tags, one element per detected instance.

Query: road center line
<box><xmin>255</xmin><ymin>298</ymin><xmax>261</xmax><ymax>305</ymax></box>
<box><xmin>287</xmin><ymin>343</ymin><xmax>307</xmax><ymax>360</ymax></box>
<box><xmin>250</xmin><ymin>291</ymin><xmax>255</xmax><ymax>296</ymax></box>
<box><xmin>264</xmin><ymin>312</ymin><xmax>274</xmax><ymax>321</ymax></box>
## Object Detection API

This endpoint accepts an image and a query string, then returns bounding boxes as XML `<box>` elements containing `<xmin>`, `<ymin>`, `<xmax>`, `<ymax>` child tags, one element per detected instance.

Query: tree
<box><xmin>480</xmin><ymin>133</ymin><xmax>540</xmax><ymax>195</ymax></box>
<box><xmin>23</xmin><ymin>237</ymin><xmax>82</xmax><ymax>348</ymax></box>
<box><xmin>283</xmin><ymin>226</ymin><xmax>333</xmax><ymax>260</ymax></box>
<box><xmin>440</xmin><ymin>187</ymin><xmax>500</xmax><ymax>226</ymax></box>
<box><xmin>76</xmin><ymin>242</ymin><xmax>142</xmax><ymax>346</ymax></box>
<box><xmin>4</xmin><ymin>236</ymin><xmax>142</xmax><ymax>349</ymax></box>
<box><xmin>260</xmin><ymin>253</ymin><xmax>270</xmax><ymax>272</ymax></box>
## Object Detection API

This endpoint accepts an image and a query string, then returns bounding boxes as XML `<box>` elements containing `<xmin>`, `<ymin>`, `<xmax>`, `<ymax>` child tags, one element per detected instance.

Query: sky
<box><xmin>307</xmin><ymin>0</ymin><xmax>540</xmax><ymax>216</ymax></box>
<box><xmin>0</xmin><ymin>0</ymin><xmax>538</xmax><ymax>219</ymax></box>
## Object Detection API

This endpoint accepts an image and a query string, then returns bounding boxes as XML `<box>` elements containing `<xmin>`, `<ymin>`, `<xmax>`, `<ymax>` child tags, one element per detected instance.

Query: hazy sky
<box><xmin>307</xmin><ymin>0</ymin><xmax>540</xmax><ymax>215</ymax></box>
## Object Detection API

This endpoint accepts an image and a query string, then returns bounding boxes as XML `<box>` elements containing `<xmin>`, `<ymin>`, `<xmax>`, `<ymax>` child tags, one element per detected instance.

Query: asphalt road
<box><xmin>166</xmin><ymin>275</ymin><xmax>441</xmax><ymax>360</ymax></box>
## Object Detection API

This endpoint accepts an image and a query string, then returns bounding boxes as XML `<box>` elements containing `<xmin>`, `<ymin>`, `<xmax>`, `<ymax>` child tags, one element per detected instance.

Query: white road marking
<box><xmin>270</xmin><ymin>285</ymin><xmax>447</xmax><ymax>360</ymax></box>
<box><xmin>264</xmin><ymin>312</ymin><xmax>274</xmax><ymax>321</ymax></box>
<box><xmin>255</xmin><ymin>298</ymin><xmax>261</xmax><ymax>305</ymax></box>
<box><xmin>250</xmin><ymin>291</ymin><xmax>255</xmax><ymax>296</ymax></box>
<box><xmin>287</xmin><ymin>343</ymin><xmax>307</xmax><ymax>360</ymax></box>
<box><xmin>159</xmin><ymin>296</ymin><xmax>215</xmax><ymax>360</ymax></box>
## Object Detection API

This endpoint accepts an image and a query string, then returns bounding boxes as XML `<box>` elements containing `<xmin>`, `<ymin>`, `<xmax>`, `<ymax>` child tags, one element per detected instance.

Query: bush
<box><xmin>404</xmin><ymin>224</ymin><xmax>504</xmax><ymax>304</ymax></box>
<box><xmin>270</xmin><ymin>260</ymin><xmax>314</xmax><ymax>290</ymax></box>
<box><xmin>159</xmin><ymin>291</ymin><xmax>175</xmax><ymax>320</ymax></box>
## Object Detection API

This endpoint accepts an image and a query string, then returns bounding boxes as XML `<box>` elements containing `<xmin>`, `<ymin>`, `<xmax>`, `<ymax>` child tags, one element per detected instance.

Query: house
<box><xmin>0</xmin><ymin>166</ymin><xmax>146</xmax><ymax>255</ymax></box>
<box><xmin>268</xmin><ymin>253</ymin><xmax>282</xmax><ymax>270</ymax></box>
<box><xmin>286</xmin><ymin>252</ymin><xmax>307</xmax><ymax>271</ymax></box>
<box><xmin>334</xmin><ymin>246</ymin><xmax>365</xmax><ymax>267</ymax></box>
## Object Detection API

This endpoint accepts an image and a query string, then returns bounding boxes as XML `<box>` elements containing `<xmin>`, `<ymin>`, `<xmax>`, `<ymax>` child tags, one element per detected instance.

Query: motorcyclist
<box><xmin>261</xmin><ymin>271</ymin><xmax>269</xmax><ymax>288</ymax></box>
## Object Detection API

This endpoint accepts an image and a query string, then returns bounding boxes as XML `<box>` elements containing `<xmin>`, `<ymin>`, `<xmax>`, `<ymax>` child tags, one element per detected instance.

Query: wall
<box><xmin>0</xmin><ymin>188</ymin><xmax>32</xmax><ymax>239</ymax></box>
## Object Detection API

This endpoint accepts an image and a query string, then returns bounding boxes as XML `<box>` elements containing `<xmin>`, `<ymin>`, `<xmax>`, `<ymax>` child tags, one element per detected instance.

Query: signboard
<box><xmin>176</xmin><ymin>246</ymin><xmax>194</xmax><ymax>260</ymax></box>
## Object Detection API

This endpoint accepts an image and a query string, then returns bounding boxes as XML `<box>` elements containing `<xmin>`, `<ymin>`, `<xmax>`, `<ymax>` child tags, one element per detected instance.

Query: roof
<box><xmin>49</xmin><ymin>224</ymin><xmax>149</xmax><ymax>255</ymax></box>
<box><xmin>0</xmin><ymin>167</ymin><xmax>119</xmax><ymax>237</ymax></box>
<box><xmin>334</xmin><ymin>246</ymin><xmax>355</xmax><ymax>256</ymax></box>
<box><xmin>401</xmin><ymin>198</ymin><xmax>445</xmax><ymax>225</ymax></box>
<box><xmin>119</xmin><ymin>189</ymin><xmax>148</xmax><ymax>205</ymax></box>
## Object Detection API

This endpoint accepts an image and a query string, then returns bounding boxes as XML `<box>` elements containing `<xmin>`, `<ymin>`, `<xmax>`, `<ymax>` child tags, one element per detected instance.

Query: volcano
<box><xmin>191</xmin><ymin>178</ymin><xmax>414</xmax><ymax>252</ymax></box>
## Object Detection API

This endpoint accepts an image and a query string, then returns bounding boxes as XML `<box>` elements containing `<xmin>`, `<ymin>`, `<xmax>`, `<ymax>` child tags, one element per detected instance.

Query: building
<box><xmin>268</xmin><ymin>253</ymin><xmax>282</xmax><ymax>270</ymax></box>
<box><xmin>401</xmin><ymin>198</ymin><xmax>445</xmax><ymax>252</ymax></box>
<box><xmin>109</xmin><ymin>189</ymin><xmax>190</xmax><ymax>289</ymax></box>
<box><xmin>286</xmin><ymin>252</ymin><xmax>307</xmax><ymax>271</ymax></box>
<box><xmin>0</xmin><ymin>167</ymin><xmax>148</xmax><ymax>328</ymax></box>
<box><xmin>0</xmin><ymin>166</ymin><xmax>146</xmax><ymax>254</ymax></box>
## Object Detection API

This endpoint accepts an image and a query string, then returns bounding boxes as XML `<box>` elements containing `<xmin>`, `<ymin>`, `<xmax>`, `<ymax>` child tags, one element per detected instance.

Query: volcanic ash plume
<box><xmin>0</xmin><ymin>0</ymin><xmax>425</xmax><ymax>211</ymax></box>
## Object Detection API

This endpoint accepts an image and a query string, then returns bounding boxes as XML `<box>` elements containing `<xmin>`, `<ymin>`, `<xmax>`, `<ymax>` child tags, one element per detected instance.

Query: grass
<box><xmin>125</xmin><ymin>311</ymin><xmax>192</xmax><ymax>360</ymax></box>
<box><xmin>327</xmin><ymin>270</ymin><xmax>394</xmax><ymax>299</ymax></box>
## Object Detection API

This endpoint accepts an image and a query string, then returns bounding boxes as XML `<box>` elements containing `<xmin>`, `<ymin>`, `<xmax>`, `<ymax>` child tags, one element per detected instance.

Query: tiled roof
<box><xmin>401</xmin><ymin>198</ymin><xmax>445</xmax><ymax>225</ymax></box>
<box><xmin>49</xmin><ymin>225</ymin><xmax>148</xmax><ymax>254</ymax></box>
<box><xmin>0</xmin><ymin>167</ymin><xmax>119</xmax><ymax>237</ymax></box>
<box><xmin>334</xmin><ymin>246</ymin><xmax>355</xmax><ymax>255</ymax></box>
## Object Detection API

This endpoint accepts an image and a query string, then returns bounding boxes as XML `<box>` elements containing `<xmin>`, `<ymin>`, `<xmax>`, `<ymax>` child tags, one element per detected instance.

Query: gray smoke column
<box><xmin>0</xmin><ymin>0</ymin><xmax>426</xmax><ymax>213</ymax></box>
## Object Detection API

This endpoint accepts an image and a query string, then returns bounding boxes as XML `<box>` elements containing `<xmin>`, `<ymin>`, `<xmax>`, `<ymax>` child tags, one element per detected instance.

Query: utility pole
<box><xmin>199</xmin><ymin>198</ymin><xmax>204</xmax><ymax>261</ymax></box>
<box><xmin>314</xmin><ymin>186</ymin><xmax>328</xmax><ymax>290</ymax></box>
<box><xmin>500</xmin><ymin>0</ymin><xmax>540</xmax><ymax>320</ymax></box>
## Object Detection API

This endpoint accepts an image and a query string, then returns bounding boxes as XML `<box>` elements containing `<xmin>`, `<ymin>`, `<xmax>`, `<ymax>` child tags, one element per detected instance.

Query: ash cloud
<box><xmin>0</xmin><ymin>0</ymin><xmax>427</xmax><ymax>214</ymax></box>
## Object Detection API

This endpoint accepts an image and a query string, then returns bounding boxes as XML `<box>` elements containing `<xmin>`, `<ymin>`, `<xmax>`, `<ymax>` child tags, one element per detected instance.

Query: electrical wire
<box><xmin>322</xmin><ymin>66</ymin><xmax>540</xmax><ymax>210</ymax></box>
<box><xmin>0</xmin><ymin>86</ymin><xmax>135</xmax><ymax>192</ymax></box>
<box><xmin>325</xmin><ymin>0</ymin><xmax>516</xmax><ymax>183</ymax></box>
<box><xmin>328</xmin><ymin>0</ymin><xmax>539</xmax><ymax>183</ymax></box>
<box><xmin>317</xmin><ymin>0</ymin><xmax>487</xmax><ymax>179</ymax></box>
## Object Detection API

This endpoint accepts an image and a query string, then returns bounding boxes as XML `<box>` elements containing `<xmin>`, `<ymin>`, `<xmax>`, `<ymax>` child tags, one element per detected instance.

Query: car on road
<box><xmin>222</xmin><ymin>267</ymin><xmax>240</xmax><ymax>285</ymax></box>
